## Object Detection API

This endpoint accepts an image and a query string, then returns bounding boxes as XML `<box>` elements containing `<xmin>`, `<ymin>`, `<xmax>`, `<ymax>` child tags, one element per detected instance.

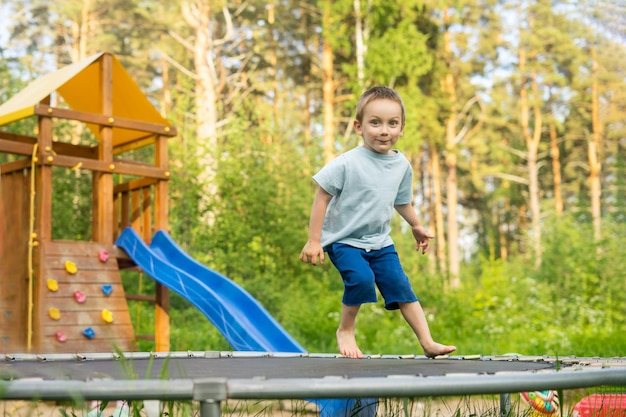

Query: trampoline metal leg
<box><xmin>200</xmin><ymin>400</ymin><xmax>221</xmax><ymax>417</ymax></box>
<box><xmin>500</xmin><ymin>393</ymin><xmax>511</xmax><ymax>417</ymax></box>
<box><xmin>193</xmin><ymin>378</ymin><xmax>228</xmax><ymax>417</ymax></box>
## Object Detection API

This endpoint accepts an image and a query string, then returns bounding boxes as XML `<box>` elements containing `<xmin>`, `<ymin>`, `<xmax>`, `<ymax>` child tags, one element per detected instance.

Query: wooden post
<box><xmin>32</xmin><ymin>101</ymin><xmax>54</xmax><ymax>352</ymax></box>
<box><xmin>154</xmin><ymin>135</ymin><xmax>170</xmax><ymax>352</ymax></box>
<box><xmin>36</xmin><ymin>114</ymin><xmax>53</xmax><ymax>243</ymax></box>
<box><xmin>93</xmin><ymin>53</ymin><xmax>114</xmax><ymax>244</ymax></box>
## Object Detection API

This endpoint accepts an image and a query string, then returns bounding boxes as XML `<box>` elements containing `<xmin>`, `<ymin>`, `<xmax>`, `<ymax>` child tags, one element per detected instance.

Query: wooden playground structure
<box><xmin>0</xmin><ymin>52</ymin><xmax>177</xmax><ymax>353</ymax></box>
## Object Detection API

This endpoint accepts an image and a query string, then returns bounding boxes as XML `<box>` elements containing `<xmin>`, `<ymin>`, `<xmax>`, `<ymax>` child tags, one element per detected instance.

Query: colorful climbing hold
<box><xmin>101</xmin><ymin>284</ymin><xmax>113</xmax><ymax>296</ymax></box>
<box><xmin>101</xmin><ymin>309</ymin><xmax>113</xmax><ymax>323</ymax></box>
<box><xmin>47</xmin><ymin>278</ymin><xmax>59</xmax><ymax>292</ymax></box>
<box><xmin>48</xmin><ymin>307</ymin><xmax>61</xmax><ymax>320</ymax></box>
<box><xmin>74</xmin><ymin>290</ymin><xmax>87</xmax><ymax>303</ymax></box>
<box><xmin>98</xmin><ymin>249</ymin><xmax>109</xmax><ymax>263</ymax></box>
<box><xmin>65</xmin><ymin>260</ymin><xmax>77</xmax><ymax>274</ymax></box>
<box><xmin>82</xmin><ymin>327</ymin><xmax>95</xmax><ymax>339</ymax></box>
<box><xmin>56</xmin><ymin>331</ymin><xmax>67</xmax><ymax>342</ymax></box>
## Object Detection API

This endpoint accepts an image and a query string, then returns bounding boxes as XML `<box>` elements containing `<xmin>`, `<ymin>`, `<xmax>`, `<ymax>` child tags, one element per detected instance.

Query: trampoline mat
<box><xmin>0</xmin><ymin>355</ymin><xmax>564</xmax><ymax>381</ymax></box>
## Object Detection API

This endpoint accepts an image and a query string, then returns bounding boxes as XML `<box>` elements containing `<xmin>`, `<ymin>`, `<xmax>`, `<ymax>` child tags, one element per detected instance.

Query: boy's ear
<box><xmin>353</xmin><ymin>120</ymin><xmax>363</xmax><ymax>134</ymax></box>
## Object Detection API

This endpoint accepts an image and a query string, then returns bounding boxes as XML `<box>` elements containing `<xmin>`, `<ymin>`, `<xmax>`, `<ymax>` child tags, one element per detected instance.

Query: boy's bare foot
<box><xmin>422</xmin><ymin>342</ymin><xmax>456</xmax><ymax>359</ymax></box>
<box><xmin>337</xmin><ymin>328</ymin><xmax>364</xmax><ymax>359</ymax></box>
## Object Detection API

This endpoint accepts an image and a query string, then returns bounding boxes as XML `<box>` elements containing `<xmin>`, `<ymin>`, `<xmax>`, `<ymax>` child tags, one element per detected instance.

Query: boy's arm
<box><xmin>300</xmin><ymin>187</ymin><xmax>333</xmax><ymax>265</ymax></box>
<box><xmin>394</xmin><ymin>203</ymin><xmax>434</xmax><ymax>255</ymax></box>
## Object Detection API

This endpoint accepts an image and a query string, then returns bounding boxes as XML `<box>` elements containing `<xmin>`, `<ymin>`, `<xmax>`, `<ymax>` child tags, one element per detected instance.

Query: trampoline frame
<box><xmin>1</xmin><ymin>351</ymin><xmax>625</xmax><ymax>417</ymax></box>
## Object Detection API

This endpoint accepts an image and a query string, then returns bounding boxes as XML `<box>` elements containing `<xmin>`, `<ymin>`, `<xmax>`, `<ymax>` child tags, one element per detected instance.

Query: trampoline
<box><xmin>1</xmin><ymin>351</ymin><xmax>625</xmax><ymax>417</ymax></box>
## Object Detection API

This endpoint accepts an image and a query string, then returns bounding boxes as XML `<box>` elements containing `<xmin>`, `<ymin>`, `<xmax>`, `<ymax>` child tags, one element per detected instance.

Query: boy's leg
<box><xmin>337</xmin><ymin>304</ymin><xmax>364</xmax><ymax>359</ymax></box>
<box><xmin>398</xmin><ymin>301</ymin><xmax>456</xmax><ymax>358</ymax></box>
<box><xmin>326</xmin><ymin>244</ymin><xmax>377</xmax><ymax>359</ymax></box>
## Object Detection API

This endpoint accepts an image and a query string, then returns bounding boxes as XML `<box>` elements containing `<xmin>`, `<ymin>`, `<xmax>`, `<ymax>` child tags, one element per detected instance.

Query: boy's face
<box><xmin>354</xmin><ymin>99</ymin><xmax>404</xmax><ymax>155</ymax></box>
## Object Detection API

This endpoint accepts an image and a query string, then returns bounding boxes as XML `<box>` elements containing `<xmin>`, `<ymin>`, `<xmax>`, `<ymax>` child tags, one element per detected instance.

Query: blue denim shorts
<box><xmin>326</xmin><ymin>243</ymin><xmax>418</xmax><ymax>310</ymax></box>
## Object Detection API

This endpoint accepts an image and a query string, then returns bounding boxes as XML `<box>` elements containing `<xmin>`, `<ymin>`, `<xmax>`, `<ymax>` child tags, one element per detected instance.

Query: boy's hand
<box><xmin>411</xmin><ymin>225</ymin><xmax>434</xmax><ymax>254</ymax></box>
<box><xmin>299</xmin><ymin>241</ymin><xmax>325</xmax><ymax>266</ymax></box>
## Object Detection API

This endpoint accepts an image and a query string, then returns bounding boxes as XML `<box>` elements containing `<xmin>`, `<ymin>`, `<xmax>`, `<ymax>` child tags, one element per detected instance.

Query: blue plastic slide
<box><xmin>115</xmin><ymin>228</ymin><xmax>376</xmax><ymax>417</ymax></box>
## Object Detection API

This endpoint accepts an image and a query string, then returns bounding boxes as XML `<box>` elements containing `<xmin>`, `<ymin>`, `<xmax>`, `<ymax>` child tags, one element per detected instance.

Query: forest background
<box><xmin>1</xmin><ymin>0</ymin><xmax>625</xmax><ymax>358</ymax></box>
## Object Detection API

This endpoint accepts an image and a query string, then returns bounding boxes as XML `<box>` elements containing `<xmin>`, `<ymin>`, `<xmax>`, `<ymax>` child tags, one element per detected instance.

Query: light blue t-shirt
<box><xmin>313</xmin><ymin>146</ymin><xmax>413</xmax><ymax>250</ymax></box>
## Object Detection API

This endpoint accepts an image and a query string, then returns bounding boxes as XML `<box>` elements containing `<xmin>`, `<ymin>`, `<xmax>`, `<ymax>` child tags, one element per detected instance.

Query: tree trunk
<box><xmin>181</xmin><ymin>1</ymin><xmax>232</xmax><ymax>223</ymax></box>
<box><xmin>589</xmin><ymin>46</ymin><xmax>602</xmax><ymax>241</ymax></box>
<box><xmin>63</xmin><ymin>0</ymin><xmax>93</xmax><ymax>145</ymax></box>
<box><xmin>354</xmin><ymin>0</ymin><xmax>365</xmax><ymax>89</ymax></box>
<box><xmin>549</xmin><ymin>112</ymin><xmax>563</xmax><ymax>216</ymax></box>
<box><xmin>66</xmin><ymin>0</ymin><xmax>92</xmax><ymax>63</ymax></box>
<box><xmin>421</xmin><ymin>151</ymin><xmax>437</xmax><ymax>276</ymax></box>
<box><xmin>160</xmin><ymin>54</ymin><xmax>172</xmax><ymax>116</ymax></box>
<box><xmin>187</xmin><ymin>1</ymin><xmax>218</xmax><ymax>143</ymax></box>
<box><xmin>322</xmin><ymin>3</ymin><xmax>335</xmax><ymax>163</ymax></box>
<box><xmin>302</xmin><ymin>11</ymin><xmax>313</xmax><ymax>177</ymax></box>
<box><xmin>442</xmin><ymin>8</ymin><xmax>460</xmax><ymax>288</ymax></box>
<box><xmin>499</xmin><ymin>198</ymin><xmax>510</xmax><ymax>260</ymax></box>
<box><xmin>268</xmin><ymin>2</ymin><xmax>278</xmax><ymax>147</ymax></box>
<box><xmin>518</xmin><ymin>25</ymin><xmax>543</xmax><ymax>268</ymax></box>
<box><xmin>429</xmin><ymin>145</ymin><xmax>447</xmax><ymax>276</ymax></box>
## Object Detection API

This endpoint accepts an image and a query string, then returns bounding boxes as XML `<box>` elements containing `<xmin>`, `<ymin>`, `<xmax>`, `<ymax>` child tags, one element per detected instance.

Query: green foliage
<box><xmin>167</xmin><ymin>111</ymin><xmax>207</xmax><ymax>253</ymax></box>
<box><xmin>364</xmin><ymin>8</ymin><xmax>433</xmax><ymax>86</ymax></box>
<box><xmin>51</xmin><ymin>166</ymin><xmax>92</xmax><ymax>240</ymax></box>
<box><xmin>169</xmin><ymin>303</ymin><xmax>232</xmax><ymax>351</ymax></box>
<box><xmin>427</xmin><ymin>214</ymin><xmax>626</xmax><ymax>357</ymax></box>
<box><xmin>179</xmin><ymin>100</ymin><xmax>320</xmax><ymax>343</ymax></box>
<box><xmin>278</xmin><ymin>265</ymin><xmax>344</xmax><ymax>353</ymax></box>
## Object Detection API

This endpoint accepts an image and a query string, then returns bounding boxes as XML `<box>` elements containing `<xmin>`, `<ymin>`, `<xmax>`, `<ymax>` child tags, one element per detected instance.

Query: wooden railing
<box><xmin>114</xmin><ymin>177</ymin><xmax>158</xmax><ymax>244</ymax></box>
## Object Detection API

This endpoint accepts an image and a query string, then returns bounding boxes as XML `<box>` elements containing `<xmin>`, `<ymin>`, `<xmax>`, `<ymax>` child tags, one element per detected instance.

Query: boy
<box><xmin>299</xmin><ymin>86</ymin><xmax>456</xmax><ymax>359</ymax></box>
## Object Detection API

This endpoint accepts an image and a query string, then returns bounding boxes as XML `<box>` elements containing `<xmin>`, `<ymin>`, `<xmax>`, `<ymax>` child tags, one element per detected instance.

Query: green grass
<box><xmin>5</xmin><ymin>390</ymin><xmax>624</xmax><ymax>417</ymax></box>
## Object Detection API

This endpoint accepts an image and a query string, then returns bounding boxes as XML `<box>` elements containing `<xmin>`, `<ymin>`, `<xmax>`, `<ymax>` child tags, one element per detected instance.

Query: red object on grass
<box><xmin>572</xmin><ymin>394</ymin><xmax>626</xmax><ymax>417</ymax></box>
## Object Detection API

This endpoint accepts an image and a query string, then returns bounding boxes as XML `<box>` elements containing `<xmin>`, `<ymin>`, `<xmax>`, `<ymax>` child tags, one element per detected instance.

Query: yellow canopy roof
<box><xmin>0</xmin><ymin>52</ymin><xmax>173</xmax><ymax>148</ymax></box>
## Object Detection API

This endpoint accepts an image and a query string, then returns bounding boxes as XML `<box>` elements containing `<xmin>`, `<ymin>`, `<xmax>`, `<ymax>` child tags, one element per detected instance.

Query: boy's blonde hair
<box><xmin>355</xmin><ymin>86</ymin><xmax>406</xmax><ymax>125</ymax></box>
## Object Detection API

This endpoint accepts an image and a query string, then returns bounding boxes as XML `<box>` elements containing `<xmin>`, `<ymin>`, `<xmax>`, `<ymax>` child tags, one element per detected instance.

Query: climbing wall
<box><xmin>33</xmin><ymin>241</ymin><xmax>137</xmax><ymax>353</ymax></box>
